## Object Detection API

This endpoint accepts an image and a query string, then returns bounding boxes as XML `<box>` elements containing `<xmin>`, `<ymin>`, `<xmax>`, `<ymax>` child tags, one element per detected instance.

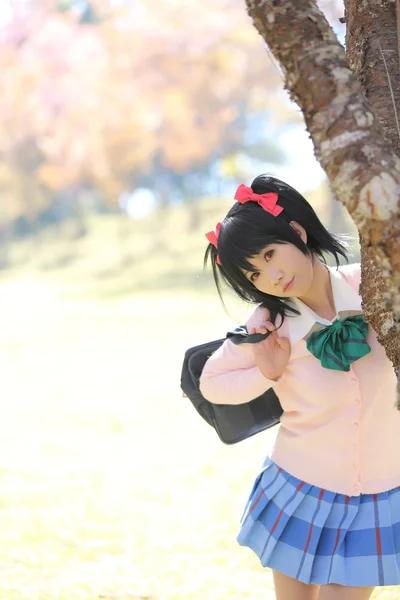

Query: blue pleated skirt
<box><xmin>237</xmin><ymin>456</ymin><xmax>400</xmax><ymax>587</ymax></box>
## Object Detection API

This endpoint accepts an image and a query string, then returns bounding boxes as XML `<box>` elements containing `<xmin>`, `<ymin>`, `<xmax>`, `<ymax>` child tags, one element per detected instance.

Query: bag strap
<box><xmin>226</xmin><ymin>324</ymin><xmax>272</xmax><ymax>345</ymax></box>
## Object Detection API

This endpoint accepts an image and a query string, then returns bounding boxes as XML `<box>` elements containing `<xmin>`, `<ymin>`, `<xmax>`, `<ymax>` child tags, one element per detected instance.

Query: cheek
<box><xmin>256</xmin><ymin>275</ymin><xmax>276</xmax><ymax>294</ymax></box>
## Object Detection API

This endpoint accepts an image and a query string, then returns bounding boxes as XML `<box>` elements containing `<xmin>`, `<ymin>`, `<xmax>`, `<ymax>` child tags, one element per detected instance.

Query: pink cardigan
<box><xmin>200</xmin><ymin>263</ymin><xmax>400</xmax><ymax>496</ymax></box>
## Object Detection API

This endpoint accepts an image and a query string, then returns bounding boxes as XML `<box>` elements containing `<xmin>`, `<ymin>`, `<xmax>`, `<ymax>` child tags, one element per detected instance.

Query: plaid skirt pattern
<box><xmin>237</xmin><ymin>456</ymin><xmax>400</xmax><ymax>587</ymax></box>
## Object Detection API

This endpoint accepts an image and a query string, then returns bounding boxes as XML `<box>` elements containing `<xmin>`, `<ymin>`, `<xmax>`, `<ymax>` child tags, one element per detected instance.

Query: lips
<box><xmin>283</xmin><ymin>278</ymin><xmax>294</xmax><ymax>293</ymax></box>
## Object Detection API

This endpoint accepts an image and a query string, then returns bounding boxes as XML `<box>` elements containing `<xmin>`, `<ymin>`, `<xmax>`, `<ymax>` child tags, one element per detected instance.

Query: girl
<box><xmin>200</xmin><ymin>175</ymin><xmax>400</xmax><ymax>600</ymax></box>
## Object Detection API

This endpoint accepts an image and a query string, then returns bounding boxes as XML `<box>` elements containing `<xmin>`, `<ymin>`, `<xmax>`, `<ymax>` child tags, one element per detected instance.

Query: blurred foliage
<box><xmin>1</xmin><ymin>178</ymin><xmax>359</xmax><ymax>299</ymax></box>
<box><xmin>0</xmin><ymin>0</ymin><xmax>303</xmax><ymax>227</ymax></box>
<box><xmin>0</xmin><ymin>266</ymin><xmax>393</xmax><ymax>600</ymax></box>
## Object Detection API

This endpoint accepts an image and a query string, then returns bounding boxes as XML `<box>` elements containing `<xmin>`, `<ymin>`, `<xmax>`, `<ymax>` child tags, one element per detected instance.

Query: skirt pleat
<box><xmin>237</xmin><ymin>456</ymin><xmax>400</xmax><ymax>586</ymax></box>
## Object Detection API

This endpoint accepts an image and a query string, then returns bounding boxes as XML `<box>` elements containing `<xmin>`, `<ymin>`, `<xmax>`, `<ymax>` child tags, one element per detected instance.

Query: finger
<box><xmin>261</xmin><ymin>326</ymin><xmax>277</xmax><ymax>339</ymax></box>
<box><xmin>264</xmin><ymin>323</ymin><xmax>279</xmax><ymax>336</ymax></box>
<box><xmin>253</xmin><ymin>326</ymin><xmax>267</xmax><ymax>335</ymax></box>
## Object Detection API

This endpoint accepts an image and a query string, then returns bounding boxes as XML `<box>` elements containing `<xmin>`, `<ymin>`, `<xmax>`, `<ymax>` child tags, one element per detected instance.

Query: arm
<box><xmin>199</xmin><ymin>306</ymin><xmax>282</xmax><ymax>405</ymax></box>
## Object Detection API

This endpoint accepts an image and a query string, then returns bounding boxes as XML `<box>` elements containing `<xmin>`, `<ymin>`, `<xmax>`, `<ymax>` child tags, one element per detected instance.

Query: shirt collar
<box><xmin>286</xmin><ymin>265</ymin><xmax>362</xmax><ymax>345</ymax></box>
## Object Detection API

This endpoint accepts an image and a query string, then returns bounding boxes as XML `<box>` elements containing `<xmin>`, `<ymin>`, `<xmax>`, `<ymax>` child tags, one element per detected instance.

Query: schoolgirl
<box><xmin>200</xmin><ymin>174</ymin><xmax>400</xmax><ymax>600</ymax></box>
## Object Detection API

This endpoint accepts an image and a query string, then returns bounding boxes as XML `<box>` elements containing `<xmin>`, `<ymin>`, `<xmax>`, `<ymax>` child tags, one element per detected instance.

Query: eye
<box><xmin>250</xmin><ymin>272</ymin><xmax>259</xmax><ymax>283</ymax></box>
<box><xmin>264</xmin><ymin>249</ymin><xmax>274</xmax><ymax>261</ymax></box>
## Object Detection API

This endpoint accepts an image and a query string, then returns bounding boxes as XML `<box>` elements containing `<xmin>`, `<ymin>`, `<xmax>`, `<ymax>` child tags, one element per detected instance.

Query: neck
<box><xmin>297</xmin><ymin>259</ymin><xmax>336</xmax><ymax>319</ymax></box>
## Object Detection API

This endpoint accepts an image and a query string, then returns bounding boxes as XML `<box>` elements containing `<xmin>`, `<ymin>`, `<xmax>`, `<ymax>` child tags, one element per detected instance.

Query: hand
<box><xmin>250</xmin><ymin>320</ymin><xmax>291</xmax><ymax>381</ymax></box>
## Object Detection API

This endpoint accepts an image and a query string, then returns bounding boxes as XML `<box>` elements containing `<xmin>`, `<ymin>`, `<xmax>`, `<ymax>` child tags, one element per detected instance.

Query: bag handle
<box><xmin>226</xmin><ymin>324</ymin><xmax>272</xmax><ymax>345</ymax></box>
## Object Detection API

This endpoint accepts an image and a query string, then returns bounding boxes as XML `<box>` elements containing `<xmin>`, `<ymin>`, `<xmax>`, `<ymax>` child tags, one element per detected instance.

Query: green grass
<box><xmin>0</xmin><ymin>275</ymin><xmax>396</xmax><ymax>599</ymax></box>
<box><xmin>0</xmin><ymin>276</ymin><xmax>276</xmax><ymax>599</ymax></box>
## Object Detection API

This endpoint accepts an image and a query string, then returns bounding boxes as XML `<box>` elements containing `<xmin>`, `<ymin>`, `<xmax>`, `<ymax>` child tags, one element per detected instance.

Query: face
<box><xmin>241</xmin><ymin>222</ymin><xmax>314</xmax><ymax>297</ymax></box>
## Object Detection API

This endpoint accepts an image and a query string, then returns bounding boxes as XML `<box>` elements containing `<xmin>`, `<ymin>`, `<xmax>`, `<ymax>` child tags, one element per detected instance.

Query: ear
<box><xmin>289</xmin><ymin>221</ymin><xmax>307</xmax><ymax>245</ymax></box>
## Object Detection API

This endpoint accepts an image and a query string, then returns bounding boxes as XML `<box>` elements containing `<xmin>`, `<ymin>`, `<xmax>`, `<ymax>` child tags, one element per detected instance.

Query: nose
<box><xmin>267</xmin><ymin>266</ymin><xmax>284</xmax><ymax>286</ymax></box>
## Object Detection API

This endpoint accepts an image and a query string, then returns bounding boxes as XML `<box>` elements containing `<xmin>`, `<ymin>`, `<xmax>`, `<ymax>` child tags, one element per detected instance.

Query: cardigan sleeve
<box><xmin>199</xmin><ymin>305</ymin><xmax>282</xmax><ymax>405</ymax></box>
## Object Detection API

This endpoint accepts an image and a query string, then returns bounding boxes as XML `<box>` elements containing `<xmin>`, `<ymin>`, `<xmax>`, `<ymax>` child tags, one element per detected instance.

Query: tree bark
<box><xmin>398</xmin><ymin>0</ymin><xmax>400</xmax><ymax>64</ymax></box>
<box><xmin>343</xmin><ymin>0</ymin><xmax>400</xmax><ymax>406</ymax></box>
<box><xmin>243</xmin><ymin>0</ymin><xmax>400</xmax><ymax>404</ymax></box>
<box><xmin>345</xmin><ymin>0</ymin><xmax>400</xmax><ymax>156</ymax></box>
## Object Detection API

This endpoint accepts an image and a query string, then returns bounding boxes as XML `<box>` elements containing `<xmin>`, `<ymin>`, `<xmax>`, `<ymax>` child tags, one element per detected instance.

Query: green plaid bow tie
<box><xmin>306</xmin><ymin>314</ymin><xmax>371</xmax><ymax>371</ymax></box>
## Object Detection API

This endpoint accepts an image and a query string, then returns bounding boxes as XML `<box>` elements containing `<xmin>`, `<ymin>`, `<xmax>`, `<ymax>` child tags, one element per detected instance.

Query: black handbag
<box><xmin>180</xmin><ymin>325</ymin><xmax>283</xmax><ymax>444</ymax></box>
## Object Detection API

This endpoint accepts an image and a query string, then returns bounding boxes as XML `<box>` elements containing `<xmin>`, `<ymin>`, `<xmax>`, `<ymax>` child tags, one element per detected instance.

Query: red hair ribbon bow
<box><xmin>234</xmin><ymin>184</ymin><xmax>283</xmax><ymax>217</ymax></box>
<box><xmin>205</xmin><ymin>222</ymin><xmax>222</xmax><ymax>265</ymax></box>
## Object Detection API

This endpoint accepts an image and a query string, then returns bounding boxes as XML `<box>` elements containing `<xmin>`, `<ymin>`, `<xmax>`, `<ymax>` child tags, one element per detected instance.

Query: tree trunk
<box><xmin>243</xmin><ymin>0</ymin><xmax>400</xmax><ymax>405</ymax></box>
<box><xmin>343</xmin><ymin>0</ymin><xmax>400</xmax><ymax>405</ymax></box>
<box><xmin>345</xmin><ymin>0</ymin><xmax>400</xmax><ymax>156</ymax></box>
<box><xmin>398</xmin><ymin>0</ymin><xmax>400</xmax><ymax>64</ymax></box>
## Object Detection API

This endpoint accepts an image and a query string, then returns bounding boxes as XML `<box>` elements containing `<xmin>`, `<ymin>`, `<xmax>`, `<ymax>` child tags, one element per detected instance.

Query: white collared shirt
<box><xmin>286</xmin><ymin>265</ymin><xmax>363</xmax><ymax>345</ymax></box>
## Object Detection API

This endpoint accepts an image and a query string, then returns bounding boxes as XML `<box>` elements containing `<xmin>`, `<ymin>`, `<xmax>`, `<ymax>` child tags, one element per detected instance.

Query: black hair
<box><xmin>204</xmin><ymin>174</ymin><xmax>349</xmax><ymax>325</ymax></box>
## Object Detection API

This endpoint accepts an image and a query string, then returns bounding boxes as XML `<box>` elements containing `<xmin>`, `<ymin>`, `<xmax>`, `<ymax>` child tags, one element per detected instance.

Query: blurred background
<box><xmin>0</xmin><ymin>2</ymin><xmax>373</xmax><ymax>600</ymax></box>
